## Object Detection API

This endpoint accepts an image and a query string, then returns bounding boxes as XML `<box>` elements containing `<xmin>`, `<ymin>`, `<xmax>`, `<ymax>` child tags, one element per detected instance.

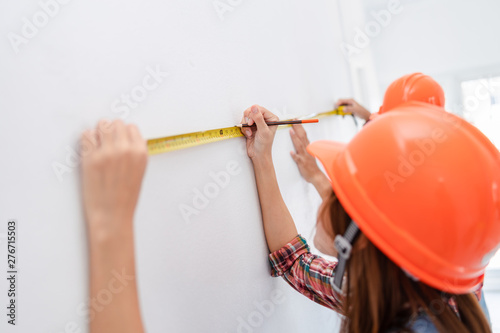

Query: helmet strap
<box><xmin>333</xmin><ymin>220</ymin><xmax>360</xmax><ymax>294</ymax></box>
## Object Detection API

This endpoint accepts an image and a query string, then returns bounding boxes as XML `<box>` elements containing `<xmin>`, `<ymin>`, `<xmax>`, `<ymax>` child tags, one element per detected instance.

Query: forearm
<box><xmin>253</xmin><ymin>156</ymin><xmax>298</xmax><ymax>253</ymax></box>
<box><xmin>310</xmin><ymin>172</ymin><xmax>332</xmax><ymax>200</ymax></box>
<box><xmin>269</xmin><ymin>235</ymin><xmax>343</xmax><ymax>312</ymax></box>
<box><xmin>88</xmin><ymin>220</ymin><xmax>144</xmax><ymax>333</ymax></box>
<box><xmin>356</xmin><ymin>108</ymin><xmax>371</xmax><ymax>121</ymax></box>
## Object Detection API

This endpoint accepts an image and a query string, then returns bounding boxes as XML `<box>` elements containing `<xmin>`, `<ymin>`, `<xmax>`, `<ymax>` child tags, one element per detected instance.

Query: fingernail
<box><xmin>246</xmin><ymin>129</ymin><xmax>252</xmax><ymax>136</ymax></box>
<box><xmin>290</xmin><ymin>129</ymin><xmax>295</xmax><ymax>135</ymax></box>
<box><xmin>246</xmin><ymin>117</ymin><xmax>250</xmax><ymax>123</ymax></box>
<box><xmin>252</xmin><ymin>105</ymin><xmax>258</xmax><ymax>114</ymax></box>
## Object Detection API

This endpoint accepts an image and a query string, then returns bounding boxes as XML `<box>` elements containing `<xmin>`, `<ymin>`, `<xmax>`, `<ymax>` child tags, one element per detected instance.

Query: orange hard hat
<box><xmin>308</xmin><ymin>102</ymin><xmax>500</xmax><ymax>294</ymax></box>
<box><xmin>378</xmin><ymin>73</ymin><xmax>445</xmax><ymax>115</ymax></box>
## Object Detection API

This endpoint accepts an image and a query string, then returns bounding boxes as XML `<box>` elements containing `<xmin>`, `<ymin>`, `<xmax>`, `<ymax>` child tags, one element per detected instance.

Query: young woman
<box><xmin>289</xmin><ymin>74</ymin><xmax>491</xmax><ymax>324</ymax></box>
<box><xmin>241</xmin><ymin>103</ymin><xmax>499</xmax><ymax>332</ymax></box>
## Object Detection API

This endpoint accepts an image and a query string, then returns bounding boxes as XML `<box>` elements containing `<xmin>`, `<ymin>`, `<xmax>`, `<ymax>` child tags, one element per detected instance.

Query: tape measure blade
<box><xmin>147</xmin><ymin>126</ymin><xmax>244</xmax><ymax>155</ymax></box>
<box><xmin>147</xmin><ymin>109</ymin><xmax>349</xmax><ymax>155</ymax></box>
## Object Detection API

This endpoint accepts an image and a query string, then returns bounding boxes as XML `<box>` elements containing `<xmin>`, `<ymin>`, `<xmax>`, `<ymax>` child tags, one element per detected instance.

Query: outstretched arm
<box><xmin>241</xmin><ymin>105</ymin><xmax>298</xmax><ymax>253</ymax></box>
<box><xmin>242</xmin><ymin>106</ymin><xmax>344</xmax><ymax>312</ymax></box>
<box><xmin>81</xmin><ymin>119</ymin><xmax>147</xmax><ymax>333</ymax></box>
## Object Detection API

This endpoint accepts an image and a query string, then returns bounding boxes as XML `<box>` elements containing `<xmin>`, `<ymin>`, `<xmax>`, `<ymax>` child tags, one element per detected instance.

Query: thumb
<box><xmin>342</xmin><ymin>105</ymin><xmax>352</xmax><ymax>113</ymax></box>
<box><xmin>251</xmin><ymin>106</ymin><xmax>268</xmax><ymax>131</ymax></box>
<box><xmin>242</xmin><ymin>127</ymin><xmax>253</xmax><ymax>137</ymax></box>
<box><xmin>337</xmin><ymin>98</ymin><xmax>354</xmax><ymax>107</ymax></box>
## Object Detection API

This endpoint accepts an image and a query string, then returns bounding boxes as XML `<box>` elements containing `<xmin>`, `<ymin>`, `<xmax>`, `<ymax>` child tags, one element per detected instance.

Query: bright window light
<box><xmin>461</xmin><ymin>76</ymin><xmax>500</xmax><ymax>271</ymax></box>
<box><xmin>461</xmin><ymin>76</ymin><xmax>500</xmax><ymax>147</ymax></box>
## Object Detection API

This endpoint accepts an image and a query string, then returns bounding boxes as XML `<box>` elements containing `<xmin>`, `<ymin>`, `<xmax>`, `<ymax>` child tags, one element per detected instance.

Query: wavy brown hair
<box><xmin>318</xmin><ymin>191</ymin><xmax>491</xmax><ymax>333</ymax></box>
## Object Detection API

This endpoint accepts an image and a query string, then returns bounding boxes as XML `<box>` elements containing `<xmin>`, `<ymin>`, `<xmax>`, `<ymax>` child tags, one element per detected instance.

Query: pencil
<box><xmin>237</xmin><ymin>119</ymin><xmax>319</xmax><ymax>128</ymax></box>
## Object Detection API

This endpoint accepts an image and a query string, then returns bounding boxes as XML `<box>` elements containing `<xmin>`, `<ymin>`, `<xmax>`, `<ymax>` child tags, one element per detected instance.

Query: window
<box><xmin>461</xmin><ymin>77</ymin><xmax>500</xmax><ymax>287</ymax></box>
<box><xmin>461</xmin><ymin>76</ymin><xmax>500</xmax><ymax>148</ymax></box>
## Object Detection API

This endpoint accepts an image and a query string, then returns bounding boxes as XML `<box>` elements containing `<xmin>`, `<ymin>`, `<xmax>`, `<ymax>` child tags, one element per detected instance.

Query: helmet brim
<box><xmin>307</xmin><ymin>140</ymin><xmax>346</xmax><ymax>187</ymax></box>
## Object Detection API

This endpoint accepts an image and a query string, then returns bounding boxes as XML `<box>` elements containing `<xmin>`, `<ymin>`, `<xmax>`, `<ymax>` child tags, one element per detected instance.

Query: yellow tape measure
<box><xmin>148</xmin><ymin>126</ymin><xmax>244</xmax><ymax>155</ymax></box>
<box><xmin>147</xmin><ymin>106</ymin><xmax>351</xmax><ymax>155</ymax></box>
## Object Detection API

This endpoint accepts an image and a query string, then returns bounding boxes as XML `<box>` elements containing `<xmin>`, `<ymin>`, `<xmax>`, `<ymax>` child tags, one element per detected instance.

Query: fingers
<box><xmin>87</xmin><ymin>119</ymin><xmax>147</xmax><ymax>154</ymax></box>
<box><xmin>244</xmin><ymin>104</ymin><xmax>280</xmax><ymax>132</ymax></box>
<box><xmin>338</xmin><ymin>103</ymin><xmax>356</xmax><ymax>115</ymax></box>
<box><xmin>291</xmin><ymin>124</ymin><xmax>308</xmax><ymax>141</ymax></box>
<box><xmin>239</xmin><ymin>112</ymin><xmax>254</xmax><ymax>138</ymax></box>
<box><xmin>244</xmin><ymin>127</ymin><xmax>254</xmax><ymax>138</ymax></box>
<box><xmin>343</xmin><ymin>105</ymin><xmax>354</xmax><ymax>114</ymax></box>
<box><xmin>97</xmin><ymin>119</ymin><xmax>113</xmax><ymax>147</ymax></box>
<box><xmin>98</xmin><ymin>119</ymin><xmax>125</xmax><ymax>147</ymax></box>
<box><xmin>126</xmin><ymin>124</ymin><xmax>148</xmax><ymax>168</ymax></box>
<box><xmin>240</xmin><ymin>109</ymin><xmax>254</xmax><ymax>137</ymax></box>
<box><xmin>336</xmin><ymin>98</ymin><xmax>354</xmax><ymax>107</ymax></box>
<box><xmin>242</xmin><ymin>106</ymin><xmax>254</xmax><ymax>126</ymax></box>
<box><xmin>113</xmin><ymin>120</ymin><xmax>128</xmax><ymax>147</ymax></box>
<box><xmin>127</xmin><ymin>123</ymin><xmax>140</xmax><ymax>142</ymax></box>
<box><xmin>250</xmin><ymin>105</ymin><xmax>268</xmax><ymax>131</ymax></box>
<box><xmin>290</xmin><ymin>128</ymin><xmax>307</xmax><ymax>155</ymax></box>
<box><xmin>81</xmin><ymin>129</ymin><xmax>98</xmax><ymax>157</ymax></box>
<box><xmin>257</xmin><ymin>105</ymin><xmax>279</xmax><ymax>122</ymax></box>
<box><xmin>242</xmin><ymin>105</ymin><xmax>279</xmax><ymax>128</ymax></box>
<box><xmin>98</xmin><ymin>119</ymin><xmax>129</xmax><ymax>149</ymax></box>
<box><xmin>127</xmin><ymin>123</ymin><xmax>146</xmax><ymax>148</ymax></box>
<box><xmin>240</xmin><ymin>114</ymin><xmax>247</xmax><ymax>126</ymax></box>
<box><xmin>290</xmin><ymin>124</ymin><xmax>310</xmax><ymax>152</ymax></box>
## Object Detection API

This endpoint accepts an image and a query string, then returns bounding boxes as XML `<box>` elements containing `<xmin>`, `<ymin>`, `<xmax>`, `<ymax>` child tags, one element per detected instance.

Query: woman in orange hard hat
<box><xmin>242</xmin><ymin>102</ymin><xmax>499</xmax><ymax>332</ymax></box>
<box><xmin>290</xmin><ymin>73</ymin><xmax>491</xmax><ymax>324</ymax></box>
<box><xmin>374</xmin><ymin>72</ymin><xmax>446</xmax><ymax>117</ymax></box>
<box><xmin>290</xmin><ymin>73</ymin><xmax>446</xmax><ymax>201</ymax></box>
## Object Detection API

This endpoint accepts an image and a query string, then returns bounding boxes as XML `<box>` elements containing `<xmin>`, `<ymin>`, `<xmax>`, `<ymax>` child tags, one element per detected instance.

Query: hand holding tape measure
<box><xmin>147</xmin><ymin>106</ymin><xmax>353</xmax><ymax>155</ymax></box>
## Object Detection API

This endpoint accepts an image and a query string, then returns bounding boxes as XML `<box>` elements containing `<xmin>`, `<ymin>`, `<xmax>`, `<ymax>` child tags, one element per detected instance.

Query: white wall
<box><xmin>0</xmin><ymin>1</ymin><xmax>358</xmax><ymax>332</ymax></box>
<box><xmin>359</xmin><ymin>0</ymin><xmax>500</xmax><ymax>112</ymax></box>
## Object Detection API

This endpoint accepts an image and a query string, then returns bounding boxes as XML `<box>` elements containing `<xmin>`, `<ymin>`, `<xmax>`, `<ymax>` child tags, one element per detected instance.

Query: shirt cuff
<box><xmin>268</xmin><ymin>235</ymin><xmax>310</xmax><ymax>277</ymax></box>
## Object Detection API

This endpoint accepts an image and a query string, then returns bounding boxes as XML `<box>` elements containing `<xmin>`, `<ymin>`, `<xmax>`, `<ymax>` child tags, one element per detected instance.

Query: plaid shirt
<box><xmin>268</xmin><ymin>235</ymin><xmax>483</xmax><ymax>314</ymax></box>
<box><xmin>269</xmin><ymin>235</ymin><xmax>344</xmax><ymax>312</ymax></box>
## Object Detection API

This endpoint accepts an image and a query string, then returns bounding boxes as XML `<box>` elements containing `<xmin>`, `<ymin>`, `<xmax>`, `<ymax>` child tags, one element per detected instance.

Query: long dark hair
<box><xmin>318</xmin><ymin>191</ymin><xmax>491</xmax><ymax>333</ymax></box>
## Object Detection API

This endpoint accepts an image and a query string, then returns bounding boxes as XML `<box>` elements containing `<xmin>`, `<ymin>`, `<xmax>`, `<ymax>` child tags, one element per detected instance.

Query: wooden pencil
<box><xmin>237</xmin><ymin>119</ymin><xmax>319</xmax><ymax>128</ymax></box>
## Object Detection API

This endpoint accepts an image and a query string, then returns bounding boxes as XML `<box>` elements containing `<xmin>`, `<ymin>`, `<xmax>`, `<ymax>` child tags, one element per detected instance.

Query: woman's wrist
<box><xmin>87</xmin><ymin>215</ymin><xmax>134</xmax><ymax>245</ymax></box>
<box><xmin>357</xmin><ymin>106</ymin><xmax>371</xmax><ymax>121</ymax></box>
<box><xmin>310</xmin><ymin>171</ymin><xmax>326</xmax><ymax>188</ymax></box>
<box><xmin>311</xmin><ymin>172</ymin><xmax>332</xmax><ymax>199</ymax></box>
<box><xmin>251</xmin><ymin>153</ymin><xmax>274</xmax><ymax>169</ymax></box>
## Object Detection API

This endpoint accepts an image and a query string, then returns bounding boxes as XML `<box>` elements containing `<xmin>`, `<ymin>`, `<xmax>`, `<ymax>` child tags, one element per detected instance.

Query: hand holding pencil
<box><xmin>240</xmin><ymin>105</ymin><xmax>320</xmax><ymax>160</ymax></box>
<box><xmin>240</xmin><ymin>105</ymin><xmax>279</xmax><ymax>160</ymax></box>
<box><xmin>237</xmin><ymin>119</ymin><xmax>319</xmax><ymax>128</ymax></box>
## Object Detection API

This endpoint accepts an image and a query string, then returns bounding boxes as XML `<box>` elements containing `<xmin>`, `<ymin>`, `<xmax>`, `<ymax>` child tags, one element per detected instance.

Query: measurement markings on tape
<box><xmin>147</xmin><ymin>106</ymin><xmax>352</xmax><ymax>155</ymax></box>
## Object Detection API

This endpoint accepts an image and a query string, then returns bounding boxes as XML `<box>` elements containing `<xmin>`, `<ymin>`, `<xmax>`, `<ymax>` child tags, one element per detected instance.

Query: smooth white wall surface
<box><xmin>358</xmin><ymin>0</ymin><xmax>500</xmax><ymax>109</ymax></box>
<box><xmin>0</xmin><ymin>1</ymin><xmax>357</xmax><ymax>332</ymax></box>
